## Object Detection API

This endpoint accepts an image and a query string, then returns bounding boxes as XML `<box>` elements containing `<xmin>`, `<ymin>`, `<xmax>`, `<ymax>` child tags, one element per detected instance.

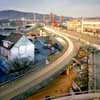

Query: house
<box><xmin>0</xmin><ymin>33</ymin><xmax>35</xmax><ymax>61</ymax></box>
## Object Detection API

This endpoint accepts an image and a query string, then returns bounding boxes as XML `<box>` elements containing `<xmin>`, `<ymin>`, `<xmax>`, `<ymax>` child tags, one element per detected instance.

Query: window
<box><xmin>19</xmin><ymin>45</ymin><xmax>26</xmax><ymax>55</ymax></box>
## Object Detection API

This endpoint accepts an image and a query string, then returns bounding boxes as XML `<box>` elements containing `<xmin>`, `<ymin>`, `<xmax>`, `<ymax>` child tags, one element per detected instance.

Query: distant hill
<box><xmin>0</xmin><ymin>10</ymin><xmax>72</xmax><ymax>21</ymax></box>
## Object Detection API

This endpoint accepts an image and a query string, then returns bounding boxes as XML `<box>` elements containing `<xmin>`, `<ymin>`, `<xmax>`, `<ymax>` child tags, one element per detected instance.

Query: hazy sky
<box><xmin>0</xmin><ymin>0</ymin><xmax>100</xmax><ymax>17</ymax></box>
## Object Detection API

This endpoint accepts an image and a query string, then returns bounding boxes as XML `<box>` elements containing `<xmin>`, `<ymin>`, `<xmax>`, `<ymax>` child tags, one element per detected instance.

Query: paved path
<box><xmin>0</xmin><ymin>27</ymin><xmax>77</xmax><ymax>100</ymax></box>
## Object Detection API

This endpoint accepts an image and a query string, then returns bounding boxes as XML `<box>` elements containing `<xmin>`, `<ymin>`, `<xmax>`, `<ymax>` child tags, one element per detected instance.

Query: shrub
<box><xmin>9</xmin><ymin>58</ymin><xmax>34</xmax><ymax>72</ymax></box>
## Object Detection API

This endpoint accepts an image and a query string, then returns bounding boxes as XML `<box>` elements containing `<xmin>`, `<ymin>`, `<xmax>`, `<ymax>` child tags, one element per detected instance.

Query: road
<box><xmin>56</xmin><ymin>27</ymin><xmax>100</xmax><ymax>50</ymax></box>
<box><xmin>0</xmin><ymin>26</ymin><xmax>77</xmax><ymax>100</ymax></box>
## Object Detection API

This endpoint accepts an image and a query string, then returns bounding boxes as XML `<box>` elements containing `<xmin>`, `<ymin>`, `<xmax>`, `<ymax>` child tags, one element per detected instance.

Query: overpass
<box><xmin>0</xmin><ymin>26</ymin><xmax>78</xmax><ymax>100</ymax></box>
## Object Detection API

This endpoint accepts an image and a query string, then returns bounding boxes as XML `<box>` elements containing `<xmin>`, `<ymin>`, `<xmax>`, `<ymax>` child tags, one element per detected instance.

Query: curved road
<box><xmin>0</xmin><ymin>26</ymin><xmax>77</xmax><ymax>100</ymax></box>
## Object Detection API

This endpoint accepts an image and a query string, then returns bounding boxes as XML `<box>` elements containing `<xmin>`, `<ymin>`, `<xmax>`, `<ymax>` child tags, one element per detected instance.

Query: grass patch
<box><xmin>48</xmin><ymin>53</ymin><xmax>62</xmax><ymax>62</ymax></box>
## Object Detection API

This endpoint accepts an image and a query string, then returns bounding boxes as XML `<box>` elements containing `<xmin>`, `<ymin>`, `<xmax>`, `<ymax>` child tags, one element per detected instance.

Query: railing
<box><xmin>41</xmin><ymin>90</ymin><xmax>100</xmax><ymax>100</ymax></box>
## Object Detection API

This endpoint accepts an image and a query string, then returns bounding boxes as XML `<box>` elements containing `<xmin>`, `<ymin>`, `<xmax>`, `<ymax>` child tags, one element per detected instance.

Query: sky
<box><xmin>0</xmin><ymin>0</ymin><xmax>100</xmax><ymax>17</ymax></box>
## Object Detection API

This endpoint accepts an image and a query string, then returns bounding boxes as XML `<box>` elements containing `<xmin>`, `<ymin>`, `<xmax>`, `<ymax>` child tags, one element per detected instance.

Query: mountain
<box><xmin>0</xmin><ymin>10</ymin><xmax>71</xmax><ymax>21</ymax></box>
<box><xmin>0</xmin><ymin>10</ymin><xmax>44</xmax><ymax>19</ymax></box>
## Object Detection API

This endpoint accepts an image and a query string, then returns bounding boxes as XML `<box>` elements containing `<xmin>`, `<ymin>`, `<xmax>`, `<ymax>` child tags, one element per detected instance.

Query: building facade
<box><xmin>67</xmin><ymin>18</ymin><xmax>100</xmax><ymax>34</ymax></box>
<box><xmin>67</xmin><ymin>19</ymin><xmax>82</xmax><ymax>32</ymax></box>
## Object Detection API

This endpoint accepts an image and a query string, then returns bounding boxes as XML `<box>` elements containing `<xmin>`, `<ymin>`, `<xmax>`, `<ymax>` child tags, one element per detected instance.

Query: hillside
<box><xmin>0</xmin><ymin>10</ymin><xmax>71</xmax><ymax>21</ymax></box>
